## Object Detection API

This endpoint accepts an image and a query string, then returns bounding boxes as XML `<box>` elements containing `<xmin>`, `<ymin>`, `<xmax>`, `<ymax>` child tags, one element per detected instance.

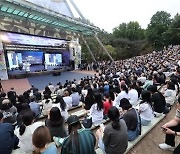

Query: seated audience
<box><xmin>14</xmin><ymin>110</ymin><xmax>44</xmax><ymax>153</ymax></box>
<box><xmin>53</xmin><ymin>95</ymin><xmax>69</xmax><ymax>120</ymax></box>
<box><xmin>45</xmin><ymin>107</ymin><xmax>67</xmax><ymax>140</ymax></box>
<box><xmin>89</xmin><ymin>93</ymin><xmax>104</xmax><ymax>125</ymax></box>
<box><xmin>103</xmin><ymin>93</ymin><xmax>112</xmax><ymax>116</ymax></box>
<box><xmin>29</xmin><ymin>95</ymin><xmax>41</xmax><ymax>118</ymax></box>
<box><xmin>139</xmin><ymin>90</ymin><xmax>154</xmax><ymax>126</ymax></box>
<box><xmin>0</xmin><ymin>99</ymin><xmax>17</xmax><ymax>125</ymax></box>
<box><xmin>43</xmin><ymin>86</ymin><xmax>52</xmax><ymax>99</ymax></box>
<box><xmin>42</xmin><ymin>94</ymin><xmax>53</xmax><ymax>116</ymax></box>
<box><xmin>120</xmin><ymin>98</ymin><xmax>140</xmax><ymax>141</ymax></box>
<box><xmin>0</xmin><ymin>111</ymin><xmax>19</xmax><ymax>154</ymax></box>
<box><xmin>96</xmin><ymin>106</ymin><xmax>128</xmax><ymax>154</ymax></box>
<box><xmin>128</xmin><ymin>84</ymin><xmax>139</xmax><ymax>106</ymax></box>
<box><xmin>70</xmin><ymin>87</ymin><xmax>80</xmax><ymax>107</ymax></box>
<box><xmin>63</xmin><ymin>90</ymin><xmax>72</xmax><ymax>109</ymax></box>
<box><xmin>148</xmin><ymin>85</ymin><xmax>166</xmax><ymax>117</ymax></box>
<box><xmin>159</xmin><ymin>96</ymin><xmax>180</xmax><ymax>154</ymax></box>
<box><xmin>7</xmin><ymin>87</ymin><xmax>17</xmax><ymax>106</ymax></box>
<box><xmin>114</xmin><ymin>84</ymin><xmax>129</xmax><ymax>107</ymax></box>
<box><xmin>84</xmin><ymin>88</ymin><xmax>95</xmax><ymax>110</ymax></box>
<box><xmin>53</xmin><ymin>115</ymin><xmax>96</xmax><ymax>154</ymax></box>
<box><xmin>164</xmin><ymin>82</ymin><xmax>176</xmax><ymax>106</ymax></box>
<box><xmin>32</xmin><ymin>126</ymin><xmax>58</xmax><ymax>154</ymax></box>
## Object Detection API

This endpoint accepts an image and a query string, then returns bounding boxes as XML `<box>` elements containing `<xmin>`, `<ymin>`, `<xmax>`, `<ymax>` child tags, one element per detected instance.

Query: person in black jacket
<box><xmin>0</xmin><ymin>111</ymin><xmax>19</xmax><ymax>154</ymax></box>
<box><xmin>147</xmin><ymin>85</ymin><xmax>166</xmax><ymax>117</ymax></box>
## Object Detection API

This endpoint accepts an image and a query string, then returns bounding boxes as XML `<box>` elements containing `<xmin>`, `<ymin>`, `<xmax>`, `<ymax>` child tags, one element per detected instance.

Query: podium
<box><xmin>23</xmin><ymin>62</ymin><xmax>31</xmax><ymax>72</ymax></box>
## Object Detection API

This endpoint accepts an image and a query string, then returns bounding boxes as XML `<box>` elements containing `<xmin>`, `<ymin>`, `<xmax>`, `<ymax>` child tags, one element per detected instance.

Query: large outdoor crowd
<box><xmin>0</xmin><ymin>45</ymin><xmax>180</xmax><ymax>154</ymax></box>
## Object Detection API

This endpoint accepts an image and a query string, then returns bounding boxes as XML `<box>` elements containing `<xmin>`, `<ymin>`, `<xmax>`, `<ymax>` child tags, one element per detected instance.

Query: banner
<box><xmin>0</xmin><ymin>41</ymin><xmax>8</xmax><ymax>80</ymax></box>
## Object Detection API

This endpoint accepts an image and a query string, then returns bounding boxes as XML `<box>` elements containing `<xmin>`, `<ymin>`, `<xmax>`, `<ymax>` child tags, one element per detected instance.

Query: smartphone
<box><xmin>161</xmin><ymin>126</ymin><xmax>167</xmax><ymax>131</ymax></box>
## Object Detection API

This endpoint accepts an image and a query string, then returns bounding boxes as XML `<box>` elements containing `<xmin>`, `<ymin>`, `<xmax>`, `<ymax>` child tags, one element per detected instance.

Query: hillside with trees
<box><xmin>81</xmin><ymin>11</ymin><xmax>180</xmax><ymax>62</ymax></box>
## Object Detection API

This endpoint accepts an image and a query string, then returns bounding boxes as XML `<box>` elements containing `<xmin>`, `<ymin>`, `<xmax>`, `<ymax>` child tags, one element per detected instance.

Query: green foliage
<box><xmin>163</xmin><ymin>13</ymin><xmax>180</xmax><ymax>45</ymax></box>
<box><xmin>146</xmin><ymin>11</ymin><xmax>172</xmax><ymax>49</ymax></box>
<box><xmin>80</xmin><ymin>11</ymin><xmax>179</xmax><ymax>62</ymax></box>
<box><xmin>113</xmin><ymin>21</ymin><xmax>145</xmax><ymax>41</ymax></box>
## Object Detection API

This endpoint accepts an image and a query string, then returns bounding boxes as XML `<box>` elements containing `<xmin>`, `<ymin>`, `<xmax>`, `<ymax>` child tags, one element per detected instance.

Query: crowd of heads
<box><xmin>0</xmin><ymin>45</ymin><xmax>179</xmax><ymax>153</ymax></box>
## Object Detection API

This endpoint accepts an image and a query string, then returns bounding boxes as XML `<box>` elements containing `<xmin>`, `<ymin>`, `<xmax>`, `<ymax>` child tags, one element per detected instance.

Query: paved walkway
<box><xmin>1</xmin><ymin>78</ymin><xmax>31</xmax><ymax>95</ymax></box>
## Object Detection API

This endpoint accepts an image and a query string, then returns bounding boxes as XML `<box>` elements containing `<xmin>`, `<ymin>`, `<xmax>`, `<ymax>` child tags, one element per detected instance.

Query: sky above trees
<box><xmin>73</xmin><ymin>0</ymin><xmax>180</xmax><ymax>33</ymax></box>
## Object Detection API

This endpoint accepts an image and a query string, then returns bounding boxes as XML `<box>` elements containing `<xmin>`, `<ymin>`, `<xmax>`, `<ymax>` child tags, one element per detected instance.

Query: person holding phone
<box><xmin>159</xmin><ymin>96</ymin><xmax>180</xmax><ymax>154</ymax></box>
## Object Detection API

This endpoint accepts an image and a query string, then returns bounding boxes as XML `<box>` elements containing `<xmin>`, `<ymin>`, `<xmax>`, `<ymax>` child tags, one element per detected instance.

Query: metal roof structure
<box><xmin>0</xmin><ymin>0</ymin><xmax>100</xmax><ymax>35</ymax></box>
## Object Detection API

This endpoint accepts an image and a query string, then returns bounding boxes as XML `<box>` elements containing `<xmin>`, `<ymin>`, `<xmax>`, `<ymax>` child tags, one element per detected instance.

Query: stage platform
<box><xmin>1</xmin><ymin>71</ymin><xmax>94</xmax><ymax>93</ymax></box>
<box><xmin>8</xmin><ymin>65</ymin><xmax>72</xmax><ymax>79</ymax></box>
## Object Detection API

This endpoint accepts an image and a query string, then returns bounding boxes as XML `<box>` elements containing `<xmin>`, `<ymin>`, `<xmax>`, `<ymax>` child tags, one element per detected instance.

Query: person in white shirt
<box><xmin>139</xmin><ymin>90</ymin><xmax>154</xmax><ymax>126</ymax></box>
<box><xmin>48</xmin><ymin>82</ymin><xmax>55</xmax><ymax>93</ymax></box>
<box><xmin>42</xmin><ymin>94</ymin><xmax>53</xmax><ymax>116</ymax></box>
<box><xmin>114</xmin><ymin>84</ymin><xmax>129</xmax><ymax>107</ymax></box>
<box><xmin>14</xmin><ymin>110</ymin><xmax>44</xmax><ymax>153</ymax></box>
<box><xmin>52</xmin><ymin>95</ymin><xmax>69</xmax><ymax>121</ymax></box>
<box><xmin>89</xmin><ymin>93</ymin><xmax>104</xmax><ymax>126</ymax></box>
<box><xmin>128</xmin><ymin>84</ymin><xmax>139</xmax><ymax>106</ymax></box>
<box><xmin>63</xmin><ymin>90</ymin><xmax>72</xmax><ymax>109</ymax></box>
<box><xmin>164</xmin><ymin>82</ymin><xmax>177</xmax><ymax>106</ymax></box>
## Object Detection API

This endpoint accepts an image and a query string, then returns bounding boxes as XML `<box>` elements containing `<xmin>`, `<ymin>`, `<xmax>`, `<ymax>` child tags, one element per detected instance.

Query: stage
<box><xmin>7</xmin><ymin>65</ymin><xmax>72</xmax><ymax>79</ymax></box>
<box><xmin>1</xmin><ymin>70</ymin><xmax>94</xmax><ymax>93</ymax></box>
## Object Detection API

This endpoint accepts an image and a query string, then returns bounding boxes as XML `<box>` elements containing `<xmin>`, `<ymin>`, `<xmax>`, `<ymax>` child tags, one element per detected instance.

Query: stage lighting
<box><xmin>69</xmin><ymin>43</ymin><xmax>74</xmax><ymax>48</ymax></box>
<box><xmin>0</xmin><ymin>34</ymin><xmax>10</xmax><ymax>42</ymax></box>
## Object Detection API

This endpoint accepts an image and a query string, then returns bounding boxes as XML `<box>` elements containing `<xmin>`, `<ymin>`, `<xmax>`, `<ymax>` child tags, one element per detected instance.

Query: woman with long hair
<box><xmin>89</xmin><ymin>93</ymin><xmax>104</xmax><ymax>125</ymax></box>
<box><xmin>43</xmin><ymin>86</ymin><xmax>52</xmax><ymax>99</ymax></box>
<box><xmin>53</xmin><ymin>95</ymin><xmax>69</xmax><ymax>120</ymax></box>
<box><xmin>14</xmin><ymin>110</ymin><xmax>43</xmax><ymax>153</ymax></box>
<box><xmin>96</xmin><ymin>106</ymin><xmax>128</xmax><ymax>154</ymax></box>
<box><xmin>120</xmin><ymin>98</ymin><xmax>140</xmax><ymax>141</ymax></box>
<box><xmin>139</xmin><ymin>90</ymin><xmax>154</xmax><ymax>126</ymax></box>
<box><xmin>45</xmin><ymin>107</ymin><xmax>67</xmax><ymax>140</ymax></box>
<box><xmin>32</xmin><ymin>126</ymin><xmax>58</xmax><ymax>154</ymax></box>
<box><xmin>84</xmin><ymin>88</ymin><xmax>95</xmax><ymax>110</ymax></box>
<box><xmin>53</xmin><ymin>115</ymin><xmax>96</xmax><ymax>154</ymax></box>
<box><xmin>42</xmin><ymin>94</ymin><xmax>52</xmax><ymax>116</ymax></box>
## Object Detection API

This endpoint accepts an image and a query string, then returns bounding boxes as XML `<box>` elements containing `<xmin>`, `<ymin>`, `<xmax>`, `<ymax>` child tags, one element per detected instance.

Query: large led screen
<box><xmin>22</xmin><ymin>51</ymin><xmax>43</xmax><ymax>64</ymax></box>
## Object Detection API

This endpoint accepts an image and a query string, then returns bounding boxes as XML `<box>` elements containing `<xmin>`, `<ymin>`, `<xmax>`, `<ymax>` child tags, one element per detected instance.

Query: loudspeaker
<box><xmin>53</xmin><ymin>71</ymin><xmax>61</xmax><ymax>76</ymax></box>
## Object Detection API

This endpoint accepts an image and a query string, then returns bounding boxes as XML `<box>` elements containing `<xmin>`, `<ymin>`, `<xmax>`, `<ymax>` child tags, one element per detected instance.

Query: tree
<box><xmin>146</xmin><ymin>11</ymin><xmax>172</xmax><ymax>49</ymax></box>
<box><xmin>163</xmin><ymin>13</ymin><xmax>180</xmax><ymax>45</ymax></box>
<box><xmin>113</xmin><ymin>21</ymin><xmax>145</xmax><ymax>41</ymax></box>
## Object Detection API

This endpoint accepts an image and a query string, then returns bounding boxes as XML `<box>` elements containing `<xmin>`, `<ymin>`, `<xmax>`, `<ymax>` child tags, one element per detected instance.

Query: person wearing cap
<box><xmin>159</xmin><ymin>96</ymin><xmax>180</xmax><ymax>154</ymax></box>
<box><xmin>0</xmin><ymin>111</ymin><xmax>19</xmax><ymax>154</ymax></box>
<box><xmin>53</xmin><ymin>115</ymin><xmax>96</xmax><ymax>154</ymax></box>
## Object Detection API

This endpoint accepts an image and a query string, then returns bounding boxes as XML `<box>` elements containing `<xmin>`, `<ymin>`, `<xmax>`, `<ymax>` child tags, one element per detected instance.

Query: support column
<box><xmin>69</xmin><ymin>0</ymin><xmax>86</xmax><ymax>21</ymax></box>
<box><xmin>94</xmin><ymin>33</ymin><xmax>114</xmax><ymax>62</ymax></box>
<box><xmin>81</xmin><ymin>35</ymin><xmax>96</xmax><ymax>62</ymax></box>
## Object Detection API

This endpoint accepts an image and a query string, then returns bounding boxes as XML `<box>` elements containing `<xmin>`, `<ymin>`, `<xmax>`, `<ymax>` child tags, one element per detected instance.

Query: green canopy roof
<box><xmin>0</xmin><ymin>0</ymin><xmax>100</xmax><ymax>35</ymax></box>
